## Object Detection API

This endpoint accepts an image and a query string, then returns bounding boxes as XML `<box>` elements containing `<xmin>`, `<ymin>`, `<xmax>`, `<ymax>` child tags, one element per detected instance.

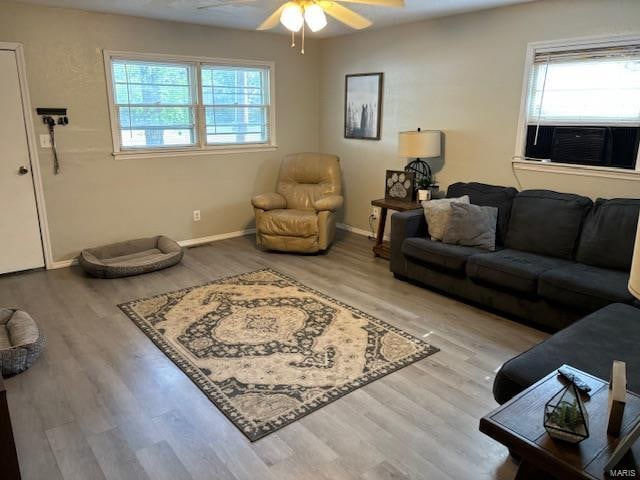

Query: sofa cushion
<box><xmin>257</xmin><ymin>209</ymin><xmax>318</xmax><ymax>237</ymax></box>
<box><xmin>442</xmin><ymin>203</ymin><xmax>498</xmax><ymax>251</ymax></box>
<box><xmin>576</xmin><ymin>198</ymin><xmax>640</xmax><ymax>271</ymax></box>
<box><xmin>493</xmin><ymin>303</ymin><xmax>640</xmax><ymax>404</ymax></box>
<box><xmin>402</xmin><ymin>237</ymin><xmax>486</xmax><ymax>273</ymax></box>
<box><xmin>466</xmin><ymin>249</ymin><xmax>573</xmax><ymax>294</ymax></box>
<box><xmin>505</xmin><ymin>190</ymin><xmax>592</xmax><ymax>260</ymax></box>
<box><xmin>447</xmin><ymin>182</ymin><xmax>518</xmax><ymax>245</ymax></box>
<box><xmin>538</xmin><ymin>263</ymin><xmax>633</xmax><ymax>312</ymax></box>
<box><xmin>421</xmin><ymin>196</ymin><xmax>470</xmax><ymax>241</ymax></box>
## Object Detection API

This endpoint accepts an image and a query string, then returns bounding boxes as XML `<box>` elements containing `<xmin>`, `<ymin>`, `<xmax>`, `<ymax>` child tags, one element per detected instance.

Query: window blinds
<box><xmin>527</xmin><ymin>44</ymin><xmax>640</xmax><ymax>125</ymax></box>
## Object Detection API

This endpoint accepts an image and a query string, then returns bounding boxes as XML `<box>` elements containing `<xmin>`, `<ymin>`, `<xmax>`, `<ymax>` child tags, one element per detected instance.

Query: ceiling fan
<box><xmin>197</xmin><ymin>0</ymin><xmax>406</xmax><ymax>54</ymax></box>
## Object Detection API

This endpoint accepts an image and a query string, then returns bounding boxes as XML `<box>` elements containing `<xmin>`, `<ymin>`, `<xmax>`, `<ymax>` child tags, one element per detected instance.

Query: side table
<box><xmin>480</xmin><ymin>366</ymin><xmax>640</xmax><ymax>480</ymax></box>
<box><xmin>371</xmin><ymin>198</ymin><xmax>422</xmax><ymax>260</ymax></box>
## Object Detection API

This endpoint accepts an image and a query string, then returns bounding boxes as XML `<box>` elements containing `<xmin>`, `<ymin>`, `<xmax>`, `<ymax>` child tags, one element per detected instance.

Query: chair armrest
<box><xmin>390</xmin><ymin>210</ymin><xmax>427</xmax><ymax>275</ymax></box>
<box><xmin>251</xmin><ymin>192</ymin><xmax>287</xmax><ymax>211</ymax></box>
<box><xmin>314</xmin><ymin>195</ymin><xmax>344</xmax><ymax>212</ymax></box>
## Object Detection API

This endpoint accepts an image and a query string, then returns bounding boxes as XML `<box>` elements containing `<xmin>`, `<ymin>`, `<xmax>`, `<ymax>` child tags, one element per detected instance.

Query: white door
<box><xmin>0</xmin><ymin>50</ymin><xmax>44</xmax><ymax>274</ymax></box>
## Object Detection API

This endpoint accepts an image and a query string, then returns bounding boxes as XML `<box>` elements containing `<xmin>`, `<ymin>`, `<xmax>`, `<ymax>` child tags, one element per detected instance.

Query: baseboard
<box><xmin>49</xmin><ymin>259</ymin><xmax>77</xmax><ymax>269</ymax></box>
<box><xmin>178</xmin><ymin>229</ymin><xmax>256</xmax><ymax>248</ymax></box>
<box><xmin>337</xmin><ymin>223</ymin><xmax>388</xmax><ymax>241</ymax></box>
<box><xmin>47</xmin><ymin>229</ymin><xmax>257</xmax><ymax>270</ymax></box>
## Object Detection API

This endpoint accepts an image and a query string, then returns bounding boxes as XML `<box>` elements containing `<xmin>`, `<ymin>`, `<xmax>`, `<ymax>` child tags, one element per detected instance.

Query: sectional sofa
<box><xmin>390</xmin><ymin>182</ymin><xmax>640</xmax><ymax>403</ymax></box>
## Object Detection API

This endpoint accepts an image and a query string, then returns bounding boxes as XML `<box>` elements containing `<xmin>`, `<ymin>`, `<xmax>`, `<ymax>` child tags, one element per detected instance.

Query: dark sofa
<box><xmin>390</xmin><ymin>182</ymin><xmax>640</xmax><ymax>332</ymax></box>
<box><xmin>391</xmin><ymin>183</ymin><xmax>640</xmax><ymax>404</ymax></box>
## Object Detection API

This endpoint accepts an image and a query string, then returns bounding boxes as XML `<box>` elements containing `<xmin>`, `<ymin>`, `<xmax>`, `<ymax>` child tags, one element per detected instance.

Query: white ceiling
<box><xmin>11</xmin><ymin>0</ymin><xmax>536</xmax><ymax>37</ymax></box>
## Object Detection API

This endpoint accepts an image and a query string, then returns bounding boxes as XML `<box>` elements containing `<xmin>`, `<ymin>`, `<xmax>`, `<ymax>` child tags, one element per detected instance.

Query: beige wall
<box><xmin>319</xmin><ymin>0</ymin><xmax>640</xmax><ymax>233</ymax></box>
<box><xmin>0</xmin><ymin>2</ymin><xmax>320</xmax><ymax>261</ymax></box>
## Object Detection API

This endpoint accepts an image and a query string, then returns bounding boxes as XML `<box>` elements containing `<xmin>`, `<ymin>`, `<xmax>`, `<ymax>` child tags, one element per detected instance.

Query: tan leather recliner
<box><xmin>252</xmin><ymin>153</ymin><xmax>343</xmax><ymax>253</ymax></box>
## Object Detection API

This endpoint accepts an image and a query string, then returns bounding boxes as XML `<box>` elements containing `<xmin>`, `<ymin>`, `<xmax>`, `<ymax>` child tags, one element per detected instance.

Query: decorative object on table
<box><xmin>608</xmin><ymin>360</ymin><xmax>627</xmax><ymax>436</ymax></box>
<box><xmin>119</xmin><ymin>269</ymin><xmax>438</xmax><ymax>441</ymax></box>
<box><xmin>370</xmin><ymin>198</ymin><xmax>421</xmax><ymax>260</ymax></box>
<box><xmin>0</xmin><ymin>308</ymin><xmax>45</xmax><ymax>376</ymax></box>
<box><xmin>385</xmin><ymin>170</ymin><xmax>415</xmax><ymax>203</ymax></box>
<box><xmin>441</xmin><ymin>203</ymin><xmax>498</xmax><ymax>251</ymax></box>
<box><xmin>544</xmin><ymin>381</ymin><xmax>589</xmax><ymax>443</ymax></box>
<box><xmin>418</xmin><ymin>189</ymin><xmax>431</xmax><ymax>201</ymax></box>
<box><xmin>79</xmin><ymin>235</ymin><xmax>183</xmax><ymax>278</ymax></box>
<box><xmin>400</xmin><ymin>128</ymin><xmax>441</xmax><ymax>199</ymax></box>
<box><xmin>344</xmin><ymin>73</ymin><xmax>383</xmax><ymax>140</ymax></box>
<box><xmin>604</xmin><ymin>417</ymin><xmax>640</xmax><ymax>473</ymax></box>
<box><xmin>421</xmin><ymin>195</ymin><xmax>470</xmax><ymax>241</ymax></box>
<box><xmin>630</xmin><ymin>213</ymin><xmax>640</xmax><ymax>300</ymax></box>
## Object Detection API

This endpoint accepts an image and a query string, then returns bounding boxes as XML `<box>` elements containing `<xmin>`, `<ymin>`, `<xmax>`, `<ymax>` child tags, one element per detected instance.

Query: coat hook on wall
<box><xmin>36</xmin><ymin>107</ymin><xmax>69</xmax><ymax>175</ymax></box>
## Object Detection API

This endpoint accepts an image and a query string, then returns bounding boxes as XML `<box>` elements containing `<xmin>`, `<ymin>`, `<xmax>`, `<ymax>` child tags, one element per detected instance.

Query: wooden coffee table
<box><xmin>480</xmin><ymin>366</ymin><xmax>640</xmax><ymax>480</ymax></box>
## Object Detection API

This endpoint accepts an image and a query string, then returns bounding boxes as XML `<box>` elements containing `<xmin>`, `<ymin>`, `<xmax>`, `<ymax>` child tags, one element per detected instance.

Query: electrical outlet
<box><xmin>371</xmin><ymin>206</ymin><xmax>381</xmax><ymax>219</ymax></box>
<box><xmin>193</xmin><ymin>210</ymin><xmax>201</xmax><ymax>222</ymax></box>
<box><xmin>39</xmin><ymin>134</ymin><xmax>52</xmax><ymax>148</ymax></box>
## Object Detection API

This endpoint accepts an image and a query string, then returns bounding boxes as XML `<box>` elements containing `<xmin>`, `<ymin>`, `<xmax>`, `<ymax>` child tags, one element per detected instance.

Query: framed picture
<box><xmin>385</xmin><ymin>170</ymin><xmax>415</xmax><ymax>203</ymax></box>
<box><xmin>344</xmin><ymin>73</ymin><xmax>383</xmax><ymax>140</ymax></box>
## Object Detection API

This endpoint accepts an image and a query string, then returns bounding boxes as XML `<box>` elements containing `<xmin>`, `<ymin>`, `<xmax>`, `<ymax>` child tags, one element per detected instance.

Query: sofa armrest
<box><xmin>314</xmin><ymin>195</ymin><xmax>344</xmax><ymax>212</ymax></box>
<box><xmin>251</xmin><ymin>192</ymin><xmax>287</xmax><ymax>211</ymax></box>
<box><xmin>390</xmin><ymin>210</ymin><xmax>427</xmax><ymax>275</ymax></box>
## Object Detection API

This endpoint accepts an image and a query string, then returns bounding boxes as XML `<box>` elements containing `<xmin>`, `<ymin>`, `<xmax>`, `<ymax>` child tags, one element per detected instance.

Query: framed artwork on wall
<box><xmin>344</xmin><ymin>72</ymin><xmax>383</xmax><ymax>140</ymax></box>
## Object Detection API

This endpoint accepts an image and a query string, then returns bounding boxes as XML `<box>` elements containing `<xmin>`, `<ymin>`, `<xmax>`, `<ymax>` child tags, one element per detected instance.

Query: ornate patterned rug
<box><xmin>118</xmin><ymin>269</ymin><xmax>438</xmax><ymax>441</ymax></box>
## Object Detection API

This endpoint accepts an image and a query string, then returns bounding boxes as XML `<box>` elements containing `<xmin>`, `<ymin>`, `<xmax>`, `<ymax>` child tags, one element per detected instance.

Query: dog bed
<box><xmin>0</xmin><ymin>309</ymin><xmax>45</xmax><ymax>375</ymax></box>
<box><xmin>79</xmin><ymin>235</ymin><xmax>183</xmax><ymax>278</ymax></box>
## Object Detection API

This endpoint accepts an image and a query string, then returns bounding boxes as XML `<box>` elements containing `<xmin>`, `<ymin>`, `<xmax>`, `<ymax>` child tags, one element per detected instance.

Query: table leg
<box><xmin>514</xmin><ymin>461</ymin><xmax>554</xmax><ymax>480</ymax></box>
<box><xmin>372</xmin><ymin>207</ymin><xmax>388</xmax><ymax>257</ymax></box>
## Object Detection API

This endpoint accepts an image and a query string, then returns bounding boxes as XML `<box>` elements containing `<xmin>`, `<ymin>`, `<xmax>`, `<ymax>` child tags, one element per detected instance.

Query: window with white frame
<box><xmin>517</xmin><ymin>38</ymin><xmax>640</xmax><ymax>171</ymax></box>
<box><xmin>105</xmin><ymin>52</ymin><xmax>275</xmax><ymax>156</ymax></box>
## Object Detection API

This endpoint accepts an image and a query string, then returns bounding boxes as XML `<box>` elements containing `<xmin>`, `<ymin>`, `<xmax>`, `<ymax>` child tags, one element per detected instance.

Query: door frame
<box><xmin>0</xmin><ymin>42</ymin><xmax>53</xmax><ymax>270</ymax></box>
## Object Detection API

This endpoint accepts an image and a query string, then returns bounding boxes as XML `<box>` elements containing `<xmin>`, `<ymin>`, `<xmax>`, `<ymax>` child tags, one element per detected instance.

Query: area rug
<box><xmin>118</xmin><ymin>269</ymin><xmax>438</xmax><ymax>441</ymax></box>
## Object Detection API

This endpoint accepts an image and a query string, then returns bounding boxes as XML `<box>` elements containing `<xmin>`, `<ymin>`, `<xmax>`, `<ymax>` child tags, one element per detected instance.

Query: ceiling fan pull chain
<box><xmin>301</xmin><ymin>21</ymin><xmax>305</xmax><ymax>55</ymax></box>
<box><xmin>291</xmin><ymin>30</ymin><xmax>295</xmax><ymax>48</ymax></box>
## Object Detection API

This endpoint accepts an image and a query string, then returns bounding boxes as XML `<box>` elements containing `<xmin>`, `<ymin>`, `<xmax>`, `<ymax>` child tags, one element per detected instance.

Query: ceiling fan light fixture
<box><xmin>304</xmin><ymin>4</ymin><xmax>327</xmax><ymax>32</ymax></box>
<box><xmin>280</xmin><ymin>2</ymin><xmax>304</xmax><ymax>32</ymax></box>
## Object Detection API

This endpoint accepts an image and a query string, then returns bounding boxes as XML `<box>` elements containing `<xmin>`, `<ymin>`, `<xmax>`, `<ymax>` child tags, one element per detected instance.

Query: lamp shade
<box><xmin>629</xmin><ymin>214</ymin><xmax>640</xmax><ymax>300</ymax></box>
<box><xmin>399</xmin><ymin>130</ymin><xmax>441</xmax><ymax>158</ymax></box>
<box><xmin>280</xmin><ymin>2</ymin><xmax>304</xmax><ymax>32</ymax></box>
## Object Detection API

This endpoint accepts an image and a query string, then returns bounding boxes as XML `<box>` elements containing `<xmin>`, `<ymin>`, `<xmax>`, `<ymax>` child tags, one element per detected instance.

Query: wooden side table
<box><xmin>480</xmin><ymin>366</ymin><xmax>640</xmax><ymax>480</ymax></box>
<box><xmin>0</xmin><ymin>375</ymin><xmax>21</xmax><ymax>480</ymax></box>
<box><xmin>371</xmin><ymin>198</ymin><xmax>422</xmax><ymax>260</ymax></box>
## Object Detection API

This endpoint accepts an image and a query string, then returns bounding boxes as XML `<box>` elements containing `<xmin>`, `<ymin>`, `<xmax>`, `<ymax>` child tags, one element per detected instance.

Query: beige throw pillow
<box><xmin>422</xmin><ymin>195</ymin><xmax>470</xmax><ymax>241</ymax></box>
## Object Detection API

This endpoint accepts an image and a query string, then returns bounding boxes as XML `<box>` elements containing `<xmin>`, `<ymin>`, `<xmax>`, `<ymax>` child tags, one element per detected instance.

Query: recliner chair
<box><xmin>251</xmin><ymin>153</ymin><xmax>343</xmax><ymax>253</ymax></box>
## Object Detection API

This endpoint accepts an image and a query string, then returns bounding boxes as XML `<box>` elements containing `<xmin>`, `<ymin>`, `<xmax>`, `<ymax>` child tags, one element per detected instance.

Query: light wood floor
<box><xmin>1</xmin><ymin>232</ymin><xmax>548</xmax><ymax>480</ymax></box>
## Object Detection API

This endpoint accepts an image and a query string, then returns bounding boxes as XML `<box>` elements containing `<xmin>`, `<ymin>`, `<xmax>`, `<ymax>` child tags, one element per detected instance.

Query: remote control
<box><xmin>558</xmin><ymin>366</ymin><xmax>592</xmax><ymax>397</ymax></box>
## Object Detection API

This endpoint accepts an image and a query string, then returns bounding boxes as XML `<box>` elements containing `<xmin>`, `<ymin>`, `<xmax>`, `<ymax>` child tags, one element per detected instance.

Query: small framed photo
<box><xmin>344</xmin><ymin>73</ymin><xmax>383</xmax><ymax>140</ymax></box>
<box><xmin>385</xmin><ymin>170</ymin><xmax>415</xmax><ymax>203</ymax></box>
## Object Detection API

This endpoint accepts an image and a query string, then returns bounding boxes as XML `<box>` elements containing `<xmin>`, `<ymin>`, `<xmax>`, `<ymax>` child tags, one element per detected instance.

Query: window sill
<box><xmin>512</xmin><ymin>159</ymin><xmax>640</xmax><ymax>181</ymax></box>
<box><xmin>113</xmin><ymin>144</ymin><xmax>278</xmax><ymax>160</ymax></box>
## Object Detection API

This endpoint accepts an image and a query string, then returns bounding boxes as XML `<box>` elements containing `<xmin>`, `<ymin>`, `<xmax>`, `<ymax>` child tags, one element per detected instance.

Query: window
<box><xmin>516</xmin><ymin>37</ymin><xmax>640</xmax><ymax>174</ymax></box>
<box><xmin>104</xmin><ymin>52</ymin><xmax>275</xmax><ymax>158</ymax></box>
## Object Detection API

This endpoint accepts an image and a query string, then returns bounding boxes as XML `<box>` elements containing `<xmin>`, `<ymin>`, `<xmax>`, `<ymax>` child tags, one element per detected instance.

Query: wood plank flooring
<box><xmin>0</xmin><ymin>232</ymin><xmax>548</xmax><ymax>480</ymax></box>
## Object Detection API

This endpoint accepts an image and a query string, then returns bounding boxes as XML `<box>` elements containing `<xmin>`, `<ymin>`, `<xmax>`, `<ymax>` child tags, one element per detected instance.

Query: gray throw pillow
<box><xmin>422</xmin><ymin>195</ymin><xmax>470</xmax><ymax>241</ymax></box>
<box><xmin>442</xmin><ymin>203</ymin><xmax>498</xmax><ymax>251</ymax></box>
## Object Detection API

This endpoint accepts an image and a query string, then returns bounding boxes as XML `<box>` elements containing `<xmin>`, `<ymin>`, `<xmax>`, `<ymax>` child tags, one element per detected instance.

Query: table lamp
<box><xmin>629</xmin><ymin>214</ymin><xmax>640</xmax><ymax>300</ymax></box>
<box><xmin>399</xmin><ymin>128</ymin><xmax>441</xmax><ymax>201</ymax></box>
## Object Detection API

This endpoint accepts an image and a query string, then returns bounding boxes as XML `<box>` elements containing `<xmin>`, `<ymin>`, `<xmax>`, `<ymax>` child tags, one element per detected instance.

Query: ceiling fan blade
<box><xmin>256</xmin><ymin>3</ymin><xmax>288</xmax><ymax>30</ymax></box>
<box><xmin>197</xmin><ymin>0</ymin><xmax>257</xmax><ymax>10</ymax></box>
<box><xmin>335</xmin><ymin>0</ymin><xmax>405</xmax><ymax>6</ymax></box>
<box><xmin>323</xmin><ymin>3</ymin><xmax>372</xmax><ymax>29</ymax></box>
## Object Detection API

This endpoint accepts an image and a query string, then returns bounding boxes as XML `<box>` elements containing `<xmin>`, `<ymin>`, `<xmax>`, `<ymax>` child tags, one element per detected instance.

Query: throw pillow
<box><xmin>422</xmin><ymin>195</ymin><xmax>470</xmax><ymax>241</ymax></box>
<box><xmin>442</xmin><ymin>203</ymin><xmax>498</xmax><ymax>251</ymax></box>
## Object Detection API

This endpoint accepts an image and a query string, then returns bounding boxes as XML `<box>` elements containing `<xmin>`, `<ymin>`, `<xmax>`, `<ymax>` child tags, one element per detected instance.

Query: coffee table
<box><xmin>480</xmin><ymin>366</ymin><xmax>640</xmax><ymax>479</ymax></box>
